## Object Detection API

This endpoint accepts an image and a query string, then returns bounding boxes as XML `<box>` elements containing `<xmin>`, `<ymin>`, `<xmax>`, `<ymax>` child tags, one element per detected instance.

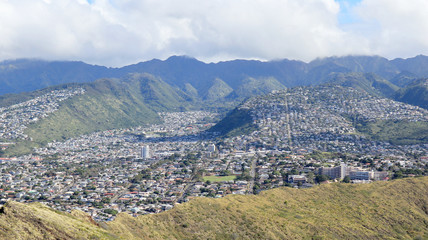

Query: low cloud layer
<box><xmin>0</xmin><ymin>0</ymin><xmax>426</xmax><ymax>66</ymax></box>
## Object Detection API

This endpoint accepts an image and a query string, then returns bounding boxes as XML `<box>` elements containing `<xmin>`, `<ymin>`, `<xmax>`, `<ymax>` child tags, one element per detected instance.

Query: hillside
<box><xmin>209</xmin><ymin>107</ymin><xmax>256</xmax><ymax>137</ymax></box>
<box><xmin>210</xmin><ymin>84</ymin><xmax>428</xmax><ymax>146</ymax></box>
<box><xmin>324</xmin><ymin>72</ymin><xmax>399</xmax><ymax>98</ymax></box>
<box><xmin>356</xmin><ymin>120</ymin><xmax>428</xmax><ymax>145</ymax></box>
<box><xmin>0</xmin><ymin>202</ymin><xmax>113</xmax><ymax>240</ymax></box>
<box><xmin>0</xmin><ymin>177</ymin><xmax>427</xmax><ymax>239</ymax></box>
<box><xmin>2</xmin><ymin>55</ymin><xmax>428</xmax><ymax>98</ymax></box>
<box><xmin>0</xmin><ymin>59</ymin><xmax>115</xmax><ymax>95</ymax></box>
<box><xmin>0</xmin><ymin>70</ymin><xmax>288</xmax><ymax>156</ymax></box>
<box><xmin>200</xmin><ymin>78</ymin><xmax>233</xmax><ymax>101</ymax></box>
<box><xmin>227</xmin><ymin>76</ymin><xmax>286</xmax><ymax>99</ymax></box>
<box><xmin>1</xmin><ymin>74</ymin><xmax>193</xmax><ymax>156</ymax></box>
<box><xmin>395</xmin><ymin>78</ymin><xmax>428</xmax><ymax>109</ymax></box>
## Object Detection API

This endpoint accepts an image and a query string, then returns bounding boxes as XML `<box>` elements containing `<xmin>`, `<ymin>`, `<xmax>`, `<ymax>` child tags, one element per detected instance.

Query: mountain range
<box><xmin>0</xmin><ymin>56</ymin><xmax>428</xmax><ymax>239</ymax></box>
<box><xmin>0</xmin><ymin>55</ymin><xmax>427</xmax><ymax>156</ymax></box>
<box><xmin>1</xmin><ymin>55</ymin><xmax>428</xmax><ymax>95</ymax></box>
<box><xmin>1</xmin><ymin>55</ymin><xmax>427</xmax><ymax>111</ymax></box>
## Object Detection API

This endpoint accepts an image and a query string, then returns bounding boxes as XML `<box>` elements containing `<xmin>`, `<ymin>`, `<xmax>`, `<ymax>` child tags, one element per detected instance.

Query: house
<box><xmin>288</xmin><ymin>175</ymin><xmax>307</xmax><ymax>184</ymax></box>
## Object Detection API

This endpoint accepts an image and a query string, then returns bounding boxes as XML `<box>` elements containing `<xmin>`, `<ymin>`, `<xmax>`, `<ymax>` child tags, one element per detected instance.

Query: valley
<box><xmin>0</xmin><ymin>55</ymin><xmax>427</xmax><ymax>239</ymax></box>
<box><xmin>0</xmin><ymin>81</ymin><xmax>426</xmax><ymax>223</ymax></box>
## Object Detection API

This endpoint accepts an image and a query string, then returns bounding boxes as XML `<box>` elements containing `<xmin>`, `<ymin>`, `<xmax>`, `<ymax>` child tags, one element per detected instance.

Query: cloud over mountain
<box><xmin>0</xmin><ymin>0</ymin><xmax>426</xmax><ymax>66</ymax></box>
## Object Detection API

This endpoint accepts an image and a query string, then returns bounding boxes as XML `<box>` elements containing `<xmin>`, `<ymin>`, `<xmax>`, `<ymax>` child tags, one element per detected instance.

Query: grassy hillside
<box><xmin>0</xmin><ymin>177</ymin><xmax>427</xmax><ymax>239</ymax></box>
<box><xmin>202</xmin><ymin>78</ymin><xmax>233</xmax><ymax>101</ymax></box>
<box><xmin>356</xmin><ymin>120</ymin><xmax>428</xmax><ymax>144</ymax></box>
<box><xmin>0</xmin><ymin>83</ymin><xmax>83</xmax><ymax>108</ymax></box>
<box><xmin>3</xmin><ymin>74</ymin><xmax>193</xmax><ymax>156</ymax></box>
<box><xmin>395</xmin><ymin>78</ymin><xmax>428</xmax><ymax>109</ymax></box>
<box><xmin>325</xmin><ymin>72</ymin><xmax>399</xmax><ymax>98</ymax></box>
<box><xmin>208</xmin><ymin>107</ymin><xmax>256</xmax><ymax>137</ymax></box>
<box><xmin>228</xmin><ymin>77</ymin><xmax>286</xmax><ymax>99</ymax></box>
<box><xmin>108</xmin><ymin>177</ymin><xmax>428</xmax><ymax>240</ymax></box>
<box><xmin>25</xmin><ymin>79</ymin><xmax>158</xmax><ymax>143</ymax></box>
<box><xmin>389</xmin><ymin>71</ymin><xmax>418</xmax><ymax>87</ymax></box>
<box><xmin>0</xmin><ymin>202</ymin><xmax>115</xmax><ymax>240</ymax></box>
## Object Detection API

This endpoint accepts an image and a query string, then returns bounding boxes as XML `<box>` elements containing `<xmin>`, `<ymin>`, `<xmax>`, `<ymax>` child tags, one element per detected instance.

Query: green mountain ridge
<box><xmin>211</xmin><ymin>84</ymin><xmax>428</xmax><ymax>144</ymax></box>
<box><xmin>324</xmin><ymin>72</ymin><xmax>399</xmax><ymax>98</ymax></box>
<box><xmin>2</xmin><ymin>55</ymin><xmax>428</xmax><ymax>96</ymax></box>
<box><xmin>389</xmin><ymin>71</ymin><xmax>419</xmax><ymax>87</ymax></box>
<box><xmin>3</xmin><ymin>74</ymin><xmax>192</xmax><ymax>156</ymax></box>
<box><xmin>209</xmin><ymin>107</ymin><xmax>256</xmax><ymax>137</ymax></box>
<box><xmin>227</xmin><ymin>76</ymin><xmax>286</xmax><ymax>99</ymax></box>
<box><xmin>0</xmin><ymin>177</ymin><xmax>427</xmax><ymax>239</ymax></box>
<box><xmin>1</xmin><ymin>55</ymin><xmax>428</xmax><ymax>116</ymax></box>
<box><xmin>395</xmin><ymin>78</ymin><xmax>428</xmax><ymax>109</ymax></box>
<box><xmin>1</xmin><ymin>65</ymin><xmax>427</xmax><ymax>156</ymax></box>
<box><xmin>201</xmin><ymin>78</ymin><xmax>233</xmax><ymax>101</ymax></box>
<box><xmin>1</xmin><ymin>72</ymin><xmax>290</xmax><ymax>156</ymax></box>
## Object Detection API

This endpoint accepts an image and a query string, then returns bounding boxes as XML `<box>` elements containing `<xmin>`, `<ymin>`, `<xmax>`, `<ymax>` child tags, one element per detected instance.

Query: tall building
<box><xmin>141</xmin><ymin>145</ymin><xmax>150</xmax><ymax>159</ymax></box>
<box><xmin>318</xmin><ymin>163</ymin><xmax>347</xmax><ymax>180</ymax></box>
<box><xmin>349</xmin><ymin>170</ymin><xmax>373</xmax><ymax>181</ymax></box>
<box><xmin>319</xmin><ymin>164</ymin><xmax>384</xmax><ymax>181</ymax></box>
<box><xmin>208</xmin><ymin>144</ymin><xmax>216</xmax><ymax>152</ymax></box>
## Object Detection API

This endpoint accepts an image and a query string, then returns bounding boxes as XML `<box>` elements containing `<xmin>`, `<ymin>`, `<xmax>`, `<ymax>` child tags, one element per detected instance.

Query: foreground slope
<box><xmin>0</xmin><ymin>202</ymin><xmax>115</xmax><ymax>240</ymax></box>
<box><xmin>108</xmin><ymin>177</ymin><xmax>428</xmax><ymax>240</ymax></box>
<box><xmin>0</xmin><ymin>177</ymin><xmax>427</xmax><ymax>239</ymax></box>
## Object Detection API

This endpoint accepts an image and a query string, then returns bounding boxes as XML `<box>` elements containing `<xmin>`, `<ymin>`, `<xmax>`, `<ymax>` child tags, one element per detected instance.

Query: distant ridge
<box><xmin>0</xmin><ymin>177</ymin><xmax>427</xmax><ymax>239</ymax></box>
<box><xmin>395</xmin><ymin>78</ymin><xmax>428</xmax><ymax>109</ymax></box>
<box><xmin>2</xmin><ymin>55</ymin><xmax>428</xmax><ymax>96</ymax></box>
<box><xmin>1</xmin><ymin>55</ymin><xmax>428</xmax><ymax>156</ymax></box>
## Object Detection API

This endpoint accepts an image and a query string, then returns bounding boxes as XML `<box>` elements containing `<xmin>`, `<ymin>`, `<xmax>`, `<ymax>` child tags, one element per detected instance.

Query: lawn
<box><xmin>203</xmin><ymin>175</ymin><xmax>236</xmax><ymax>182</ymax></box>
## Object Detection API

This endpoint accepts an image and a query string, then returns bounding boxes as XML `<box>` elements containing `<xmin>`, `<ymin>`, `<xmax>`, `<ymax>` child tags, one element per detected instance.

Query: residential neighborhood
<box><xmin>0</xmin><ymin>85</ymin><xmax>426</xmax><ymax>221</ymax></box>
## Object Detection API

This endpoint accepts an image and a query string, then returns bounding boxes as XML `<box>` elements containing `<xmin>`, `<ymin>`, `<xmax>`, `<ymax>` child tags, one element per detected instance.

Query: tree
<box><xmin>289</xmin><ymin>168</ymin><xmax>299</xmax><ymax>175</ymax></box>
<box><xmin>104</xmin><ymin>209</ymin><xmax>118</xmax><ymax>216</ymax></box>
<box><xmin>101</xmin><ymin>197</ymin><xmax>111</xmax><ymax>204</ymax></box>
<box><xmin>342</xmin><ymin>176</ymin><xmax>351</xmax><ymax>183</ymax></box>
<box><xmin>393</xmin><ymin>171</ymin><xmax>404</xmax><ymax>179</ymax></box>
<box><xmin>315</xmin><ymin>174</ymin><xmax>329</xmax><ymax>183</ymax></box>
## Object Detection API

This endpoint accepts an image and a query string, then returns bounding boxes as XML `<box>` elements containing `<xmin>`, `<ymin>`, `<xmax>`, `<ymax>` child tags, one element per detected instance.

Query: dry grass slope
<box><xmin>0</xmin><ymin>202</ymin><xmax>117</xmax><ymax>240</ymax></box>
<box><xmin>0</xmin><ymin>177</ymin><xmax>427</xmax><ymax>240</ymax></box>
<box><xmin>108</xmin><ymin>177</ymin><xmax>428</xmax><ymax>240</ymax></box>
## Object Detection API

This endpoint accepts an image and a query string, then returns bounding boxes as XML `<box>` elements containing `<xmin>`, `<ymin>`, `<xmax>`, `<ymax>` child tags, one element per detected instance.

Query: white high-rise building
<box><xmin>141</xmin><ymin>145</ymin><xmax>150</xmax><ymax>159</ymax></box>
<box><xmin>208</xmin><ymin>144</ymin><xmax>216</xmax><ymax>152</ymax></box>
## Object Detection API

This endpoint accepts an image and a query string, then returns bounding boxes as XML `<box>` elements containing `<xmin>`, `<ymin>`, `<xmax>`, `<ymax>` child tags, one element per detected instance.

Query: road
<box><xmin>111</xmin><ymin>183</ymin><xmax>132</xmax><ymax>202</ymax></box>
<box><xmin>247</xmin><ymin>157</ymin><xmax>256</xmax><ymax>194</ymax></box>
<box><xmin>284</xmin><ymin>94</ymin><xmax>292</xmax><ymax>146</ymax></box>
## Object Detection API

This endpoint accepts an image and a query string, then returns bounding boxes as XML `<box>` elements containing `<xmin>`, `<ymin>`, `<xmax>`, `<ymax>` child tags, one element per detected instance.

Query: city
<box><xmin>0</xmin><ymin>86</ymin><xmax>426</xmax><ymax>221</ymax></box>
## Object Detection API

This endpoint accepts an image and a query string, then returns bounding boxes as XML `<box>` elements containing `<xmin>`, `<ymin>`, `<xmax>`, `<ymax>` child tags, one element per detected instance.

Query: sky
<box><xmin>0</xmin><ymin>0</ymin><xmax>427</xmax><ymax>67</ymax></box>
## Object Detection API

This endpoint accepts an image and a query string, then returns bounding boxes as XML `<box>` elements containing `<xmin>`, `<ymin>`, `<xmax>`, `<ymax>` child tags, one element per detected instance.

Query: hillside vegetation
<box><xmin>209</xmin><ymin>107</ymin><xmax>256</xmax><ymax>137</ymax></box>
<box><xmin>324</xmin><ymin>72</ymin><xmax>399</xmax><ymax>98</ymax></box>
<box><xmin>0</xmin><ymin>201</ymin><xmax>114</xmax><ymax>240</ymax></box>
<box><xmin>0</xmin><ymin>177</ymin><xmax>427</xmax><ymax>239</ymax></box>
<box><xmin>356</xmin><ymin>120</ymin><xmax>428</xmax><ymax>144</ymax></box>
<box><xmin>211</xmin><ymin>84</ymin><xmax>428</xmax><ymax>145</ymax></box>
<box><xmin>3</xmin><ymin>74</ymin><xmax>192</xmax><ymax>156</ymax></box>
<box><xmin>395</xmin><ymin>78</ymin><xmax>428</xmax><ymax>109</ymax></box>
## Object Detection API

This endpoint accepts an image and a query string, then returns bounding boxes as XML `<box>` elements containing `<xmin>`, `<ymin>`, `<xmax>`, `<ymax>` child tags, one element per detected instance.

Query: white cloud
<box><xmin>354</xmin><ymin>0</ymin><xmax>428</xmax><ymax>59</ymax></box>
<box><xmin>0</xmin><ymin>0</ymin><xmax>426</xmax><ymax>66</ymax></box>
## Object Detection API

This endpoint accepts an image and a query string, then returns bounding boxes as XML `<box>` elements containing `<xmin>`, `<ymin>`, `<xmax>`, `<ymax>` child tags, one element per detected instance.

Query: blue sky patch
<box><xmin>336</xmin><ymin>0</ymin><xmax>362</xmax><ymax>25</ymax></box>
